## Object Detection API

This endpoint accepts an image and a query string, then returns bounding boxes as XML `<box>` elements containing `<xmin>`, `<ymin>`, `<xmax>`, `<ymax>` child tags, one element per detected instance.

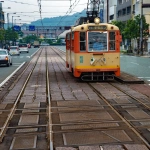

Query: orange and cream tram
<box><xmin>66</xmin><ymin>17</ymin><xmax>122</xmax><ymax>81</ymax></box>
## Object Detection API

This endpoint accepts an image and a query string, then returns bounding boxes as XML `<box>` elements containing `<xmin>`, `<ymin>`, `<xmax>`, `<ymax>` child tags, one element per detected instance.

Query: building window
<box><xmin>118</xmin><ymin>10</ymin><xmax>122</xmax><ymax>17</ymax></box>
<box><xmin>110</xmin><ymin>15</ymin><xmax>114</xmax><ymax>20</ymax></box>
<box><xmin>118</xmin><ymin>0</ymin><xmax>122</xmax><ymax>4</ymax></box>
<box><xmin>122</xmin><ymin>8</ymin><xmax>126</xmax><ymax>15</ymax></box>
<box><xmin>127</xmin><ymin>6</ymin><xmax>131</xmax><ymax>14</ymax></box>
<box><xmin>133</xmin><ymin>4</ymin><xmax>135</xmax><ymax>14</ymax></box>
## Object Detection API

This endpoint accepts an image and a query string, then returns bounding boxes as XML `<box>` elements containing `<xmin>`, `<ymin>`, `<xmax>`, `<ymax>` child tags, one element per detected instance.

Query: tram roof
<box><xmin>71</xmin><ymin>23</ymin><xmax>119</xmax><ymax>32</ymax></box>
<box><xmin>58</xmin><ymin>29</ymin><xmax>71</xmax><ymax>38</ymax></box>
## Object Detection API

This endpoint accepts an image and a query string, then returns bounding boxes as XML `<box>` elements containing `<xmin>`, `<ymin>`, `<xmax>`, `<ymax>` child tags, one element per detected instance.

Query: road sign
<box><xmin>13</xmin><ymin>25</ymin><xmax>21</xmax><ymax>31</ymax></box>
<box><xmin>29</xmin><ymin>25</ymin><xmax>35</xmax><ymax>31</ymax></box>
<box><xmin>99</xmin><ymin>9</ymin><xmax>103</xmax><ymax>23</ymax></box>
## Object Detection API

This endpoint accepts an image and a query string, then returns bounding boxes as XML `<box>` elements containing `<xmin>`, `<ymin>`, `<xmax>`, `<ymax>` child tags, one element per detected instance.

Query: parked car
<box><xmin>0</xmin><ymin>49</ymin><xmax>12</xmax><ymax>67</ymax></box>
<box><xmin>18</xmin><ymin>43</ymin><xmax>29</xmax><ymax>53</ymax></box>
<box><xmin>9</xmin><ymin>46</ymin><xmax>20</xmax><ymax>56</ymax></box>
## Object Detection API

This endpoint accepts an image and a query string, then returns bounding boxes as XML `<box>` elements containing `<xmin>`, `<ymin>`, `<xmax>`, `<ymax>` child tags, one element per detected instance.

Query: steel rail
<box><xmin>111</xmin><ymin>83</ymin><xmax>150</xmax><ymax>110</ymax></box>
<box><xmin>89</xmin><ymin>83</ymin><xmax>150</xmax><ymax>149</ymax></box>
<box><xmin>50</xmin><ymin>47</ymin><xmax>150</xmax><ymax>149</ymax></box>
<box><xmin>46</xmin><ymin>48</ymin><xmax>53</xmax><ymax>150</ymax></box>
<box><xmin>0</xmin><ymin>48</ymin><xmax>42</xmax><ymax>142</ymax></box>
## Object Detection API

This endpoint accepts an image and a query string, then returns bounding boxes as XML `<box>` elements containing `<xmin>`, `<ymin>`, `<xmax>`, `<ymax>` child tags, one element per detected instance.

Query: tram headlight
<box><xmin>94</xmin><ymin>17</ymin><xmax>100</xmax><ymax>24</ymax></box>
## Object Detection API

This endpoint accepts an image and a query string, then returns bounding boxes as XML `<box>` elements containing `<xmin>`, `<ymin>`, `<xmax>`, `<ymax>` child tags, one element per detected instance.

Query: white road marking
<box><xmin>138</xmin><ymin>77</ymin><xmax>150</xmax><ymax>79</ymax></box>
<box><xmin>31</xmin><ymin>49</ymin><xmax>40</xmax><ymax>57</ymax></box>
<box><xmin>0</xmin><ymin>62</ymin><xmax>25</xmax><ymax>87</ymax></box>
<box><xmin>131</xmin><ymin>62</ymin><xmax>139</xmax><ymax>65</ymax></box>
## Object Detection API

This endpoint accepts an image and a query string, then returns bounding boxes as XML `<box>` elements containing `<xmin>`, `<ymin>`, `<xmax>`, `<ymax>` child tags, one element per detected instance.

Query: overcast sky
<box><xmin>2</xmin><ymin>0</ymin><xmax>87</xmax><ymax>24</ymax></box>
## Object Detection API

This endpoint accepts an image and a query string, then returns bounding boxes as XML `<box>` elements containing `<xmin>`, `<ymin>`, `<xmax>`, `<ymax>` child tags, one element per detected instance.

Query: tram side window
<box><xmin>80</xmin><ymin>32</ymin><xmax>86</xmax><ymax>51</ymax></box>
<box><xmin>109</xmin><ymin>32</ymin><xmax>115</xmax><ymax>50</ymax></box>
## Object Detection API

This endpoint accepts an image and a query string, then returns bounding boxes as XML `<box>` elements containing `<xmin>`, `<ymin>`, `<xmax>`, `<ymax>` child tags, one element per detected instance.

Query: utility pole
<box><xmin>140</xmin><ymin>1</ymin><xmax>150</xmax><ymax>55</ymax></box>
<box><xmin>7</xmin><ymin>13</ymin><xmax>9</xmax><ymax>28</ymax></box>
<box><xmin>107</xmin><ymin>0</ymin><xmax>109</xmax><ymax>23</ymax></box>
<box><xmin>140</xmin><ymin>0</ymin><xmax>143</xmax><ymax>55</ymax></box>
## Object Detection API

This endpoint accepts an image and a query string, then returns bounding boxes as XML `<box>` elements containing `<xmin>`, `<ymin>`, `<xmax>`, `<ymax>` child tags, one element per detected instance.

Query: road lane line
<box><xmin>31</xmin><ymin>48</ymin><xmax>40</xmax><ymax>57</ymax></box>
<box><xmin>0</xmin><ymin>62</ymin><xmax>25</xmax><ymax>87</ymax></box>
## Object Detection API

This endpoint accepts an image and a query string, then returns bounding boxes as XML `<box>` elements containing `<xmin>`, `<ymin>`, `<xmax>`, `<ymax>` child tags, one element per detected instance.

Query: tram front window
<box><xmin>88</xmin><ymin>32</ymin><xmax>107</xmax><ymax>52</ymax></box>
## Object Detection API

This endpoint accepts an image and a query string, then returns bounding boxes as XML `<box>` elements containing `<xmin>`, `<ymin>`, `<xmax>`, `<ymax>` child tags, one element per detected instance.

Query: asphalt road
<box><xmin>120</xmin><ymin>54</ymin><xmax>150</xmax><ymax>84</ymax></box>
<box><xmin>0</xmin><ymin>47</ymin><xmax>39</xmax><ymax>86</ymax></box>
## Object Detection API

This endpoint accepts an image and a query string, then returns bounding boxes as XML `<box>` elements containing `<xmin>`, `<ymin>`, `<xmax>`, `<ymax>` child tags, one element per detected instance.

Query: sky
<box><xmin>2</xmin><ymin>0</ymin><xmax>88</xmax><ymax>24</ymax></box>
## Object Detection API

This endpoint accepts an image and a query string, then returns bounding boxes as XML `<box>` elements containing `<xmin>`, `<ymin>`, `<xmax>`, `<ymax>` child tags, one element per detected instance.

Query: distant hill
<box><xmin>4</xmin><ymin>9</ymin><xmax>86</xmax><ymax>29</ymax></box>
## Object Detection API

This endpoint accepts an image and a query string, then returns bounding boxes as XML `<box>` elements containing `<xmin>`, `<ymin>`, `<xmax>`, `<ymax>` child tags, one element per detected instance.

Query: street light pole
<box><xmin>12</xmin><ymin>15</ymin><xmax>20</xmax><ymax>29</ymax></box>
<box><xmin>7</xmin><ymin>13</ymin><xmax>9</xmax><ymax>28</ymax></box>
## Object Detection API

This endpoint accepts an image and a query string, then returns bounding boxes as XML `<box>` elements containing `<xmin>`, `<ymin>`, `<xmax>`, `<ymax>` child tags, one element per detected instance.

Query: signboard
<box><xmin>13</xmin><ymin>25</ymin><xmax>21</xmax><ymax>31</ymax></box>
<box><xmin>99</xmin><ymin>9</ymin><xmax>103</xmax><ymax>23</ymax></box>
<box><xmin>29</xmin><ymin>25</ymin><xmax>35</xmax><ymax>31</ymax></box>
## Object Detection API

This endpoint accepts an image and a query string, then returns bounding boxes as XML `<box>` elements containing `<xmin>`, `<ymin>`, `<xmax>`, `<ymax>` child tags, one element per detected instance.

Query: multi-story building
<box><xmin>103</xmin><ymin>0</ymin><xmax>150</xmax><ymax>51</ymax></box>
<box><xmin>104</xmin><ymin>0</ymin><xmax>150</xmax><ymax>24</ymax></box>
<box><xmin>0</xmin><ymin>3</ymin><xmax>4</xmax><ymax>29</ymax></box>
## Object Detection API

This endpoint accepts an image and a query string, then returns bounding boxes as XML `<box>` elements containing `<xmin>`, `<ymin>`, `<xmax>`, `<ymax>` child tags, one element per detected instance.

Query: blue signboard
<box><xmin>29</xmin><ymin>25</ymin><xmax>35</xmax><ymax>31</ymax></box>
<box><xmin>13</xmin><ymin>25</ymin><xmax>21</xmax><ymax>31</ymax></box>
<box><xmin>99</xmin><ymin>9</ymin><xmax>103</xmax><ymax>23</ymax></box>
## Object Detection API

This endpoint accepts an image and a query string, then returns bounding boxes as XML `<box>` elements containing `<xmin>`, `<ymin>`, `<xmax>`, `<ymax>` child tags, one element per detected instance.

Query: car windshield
<box><xmin>19</xmin><ymin>44</ymin><xmax>27</xmax><ymax>47</ymax></box>
<box><xmin>0</xmin><ymin>51</ymin><xmax>7</xmax><ymax>55</ymax></box>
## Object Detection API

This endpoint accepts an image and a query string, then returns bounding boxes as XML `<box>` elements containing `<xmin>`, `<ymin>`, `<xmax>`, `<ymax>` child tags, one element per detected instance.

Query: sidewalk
<box><xmin>121</xmin><ymin>50</ymin><xmax>150</xmax><ymax>58</ymax></box>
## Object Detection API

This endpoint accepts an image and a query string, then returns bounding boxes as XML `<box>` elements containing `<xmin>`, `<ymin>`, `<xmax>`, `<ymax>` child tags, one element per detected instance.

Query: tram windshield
<box><xmin>88</xmin><ymin>31</ymin><xmax>107</xmax><ymax>52</ymax></box>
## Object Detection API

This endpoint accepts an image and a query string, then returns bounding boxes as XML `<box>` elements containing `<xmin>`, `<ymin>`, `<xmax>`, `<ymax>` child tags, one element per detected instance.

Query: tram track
<box><xmin>0</xmin><ymin>47</ymin><xmax>150</xmax><ymax>150</ymax></box>
<box><xmin>0</xmin><ymin>48</ymin><xmax>49</xmax><ymax>149</ymax></box>
<box><xmin>51</xmin><ymin>46</ymin><xmax>150</xmax><ymax>149</ymax></box>
<box><xmin>88</xmin><ymin>83</ymin><xmax>150</xmax><ymax>149</ymax></box>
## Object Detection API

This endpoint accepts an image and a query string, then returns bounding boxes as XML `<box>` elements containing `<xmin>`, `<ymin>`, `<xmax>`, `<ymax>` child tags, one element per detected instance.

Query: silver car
<box><xmin>0</xmin><ymin>49</ymin><xmax>12</xmax><ymax>67</ymax></box>
<box><xmin>9</xmin><ymin>46</ymin><xmax>20</xmax><ymax>56</ymax></box>
<box><xmin>18</xmin><ymin>43</ymin><xmax>29</xmax><ymax>53</ymax></box>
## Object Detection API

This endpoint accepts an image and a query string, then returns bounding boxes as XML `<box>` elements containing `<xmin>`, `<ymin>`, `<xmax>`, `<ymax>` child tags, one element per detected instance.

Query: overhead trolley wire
<box><xmin>56</xmin><ymin>0</ymin><xmax>81</xmax><ymax>26</ymax></box>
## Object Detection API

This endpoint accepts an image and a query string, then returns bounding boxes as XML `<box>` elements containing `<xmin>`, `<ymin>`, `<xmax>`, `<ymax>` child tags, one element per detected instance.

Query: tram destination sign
<box><xmin>88</xmin><ymin>26</ymin><xmax>107</xmax><ymax>30</ymax></box>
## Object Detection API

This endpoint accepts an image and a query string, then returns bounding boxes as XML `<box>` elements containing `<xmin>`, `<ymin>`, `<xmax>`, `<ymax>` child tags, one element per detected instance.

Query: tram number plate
<box><xmin>88</xmin><ymin>26</ymin><xmax>107</xmax><ymax>30</ymax></box>
<box><xmin>80</xmin><ymin>56</ymin><xmax>83</xmax><ymax>63</ymax></box>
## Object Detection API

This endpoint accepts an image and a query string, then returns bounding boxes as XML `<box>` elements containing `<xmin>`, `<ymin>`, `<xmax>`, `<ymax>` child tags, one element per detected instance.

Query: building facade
<box><xmin>0</xmin><ymin>3</ymin><xmax>4</xmax><ymax>29</ymax></box>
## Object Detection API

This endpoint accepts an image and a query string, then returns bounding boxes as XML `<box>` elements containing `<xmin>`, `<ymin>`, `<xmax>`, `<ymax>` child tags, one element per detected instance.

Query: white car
<box><xmin>9</xmin><ymin>46</ymin><xmax>20</xmax><ymax>56</ymax></box>
<box><xmin>18</xmin><ymin>43</ymin><xmax>29</xmax><ymax>53</ymax></box>
<box><xmin>0</xmin><ymin>49</ymin><xmax>12</xmax><ymax>67</ymax></box>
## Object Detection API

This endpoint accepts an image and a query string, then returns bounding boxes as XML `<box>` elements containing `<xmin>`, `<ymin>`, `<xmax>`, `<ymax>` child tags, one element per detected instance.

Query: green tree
<box><xmin>111</xmin><ymin>20</ymin><xmax>125</xmax><ymax>37</ymax></box>
<box><xmin>5</xmin><ymin>28</ymin><xmax>18</xmax><ymax>45</ymax></box>
<box><xmin>23</xmin><ymin>35</ymin><xmax>38</xmax><ymax>43</ymax></box>
<box><xmin>0</xmin><ymin>29</ymin><xmax>5</xmax><ymax>47</ymax></box>
<box><xmin>123</xmin><ymin>15</ymin><xmax>149</xmax><ymax>53</ymax></box>
<box><xmin>134</xmin><ymin>15</ymin><xmax>149</xmax><ymax>39</ymax></box>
